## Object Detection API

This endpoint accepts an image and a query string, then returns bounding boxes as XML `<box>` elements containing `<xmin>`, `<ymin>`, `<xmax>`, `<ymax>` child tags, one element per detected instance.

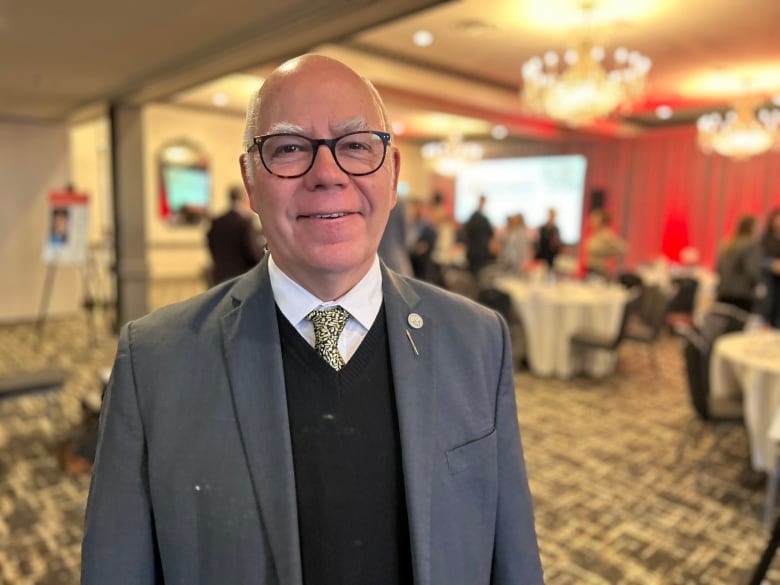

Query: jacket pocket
<box><xmin>445</xmin><ymin>428</ymin><xmax>496</xmax><ymax>475</ymax></box>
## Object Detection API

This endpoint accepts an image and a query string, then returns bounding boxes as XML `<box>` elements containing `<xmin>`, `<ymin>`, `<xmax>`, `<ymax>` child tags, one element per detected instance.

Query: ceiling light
<box><xmin>412</xmin><ymin>30</ymin><xmax>434</xmax><ymax>47</ymax></box>
<box><xmin>391</xmin><ymin>120</ymin><xmax>406</xmax><ymax>135</ymax></box>
<box><xmin>491</xmin><ymin>125</ymin><xmax>509</xmax><ymax>140</ymax></box>
<box><xmin>655</xmin><ymin>105</ymin><xmax>673</xmax><ymax>120</ymax></box>
<box><xmin>697</xmin><ymin>98</ymin><xmax>779</xmax><ymax>159</ymax></box>
<box><xmin>421</xmin><ymin>133</ymin><xmax>483</xmax><ymax>176</ymax></box>
<box><xmin>211</xmin><ymin>92</ymin><xmax>229</xmax><ymax>107</ymax></box>
<box><xmin>520</xmin><ymin>2</ymin><xmax>651</xmax><ymax>127</ymax></box>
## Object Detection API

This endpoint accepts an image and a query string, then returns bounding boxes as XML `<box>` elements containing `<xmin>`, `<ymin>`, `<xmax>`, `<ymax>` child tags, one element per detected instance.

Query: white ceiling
<box><xmin>3</xmin><ymin>0</ymin><xmax>780</xmax><ymax>142</ymax></box>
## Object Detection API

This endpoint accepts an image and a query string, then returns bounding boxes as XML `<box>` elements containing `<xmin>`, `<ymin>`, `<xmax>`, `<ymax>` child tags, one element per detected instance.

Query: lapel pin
<box><xmin>407</xmin><ymin>313</ymin><xmax>424</xmax><ymax>329</ymax></box>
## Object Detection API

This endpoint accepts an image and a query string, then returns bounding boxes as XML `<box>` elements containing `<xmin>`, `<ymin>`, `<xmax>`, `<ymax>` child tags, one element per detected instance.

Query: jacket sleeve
<box><xmin>82</xmin><ymin>322</ymin><xmax>162</xmax><ymax>584</ymax></box>
<box><xmin>491</xmin><ymin>315</ymin><xmax>545</xmax><ymax>584</ymax></box>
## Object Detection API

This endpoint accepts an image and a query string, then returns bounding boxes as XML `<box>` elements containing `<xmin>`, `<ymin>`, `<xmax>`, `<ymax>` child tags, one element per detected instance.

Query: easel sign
<box><xmin>42</xmin><ymin>188</ymin><xmax>90</xmax><ymax>265</ymax></box>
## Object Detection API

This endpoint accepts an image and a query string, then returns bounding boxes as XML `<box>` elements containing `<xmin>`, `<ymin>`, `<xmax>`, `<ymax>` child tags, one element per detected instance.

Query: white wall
<box><xmin>0</xmin><ymin>121</ymin><xmax>82</xmax><ymax>322</ymax></box>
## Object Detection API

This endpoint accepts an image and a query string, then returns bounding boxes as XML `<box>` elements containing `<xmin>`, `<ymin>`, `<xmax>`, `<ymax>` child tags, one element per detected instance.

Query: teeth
<box><xmin>312</xmin><ymin>212</ymin><xmax>346</xmax><ymax>219</ymax></box>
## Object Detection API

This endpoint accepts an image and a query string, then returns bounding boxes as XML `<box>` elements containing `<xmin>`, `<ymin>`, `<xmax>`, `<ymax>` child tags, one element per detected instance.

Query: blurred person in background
<box><xmin>378</xmin><ymin>197</ymin><xmax>413</xmax><ymax>277</ymax></box>
<box><xmin>535</xmin><ymin>207</ymin><xmax>561</xmax><ymax>268</ymax></box>
<box><xmin>497</xmin><ymin>213</ymin><xmax>531</xmax><ymax>277</ymax></box>
<box><xmin>584</xmin><ymin>209</ymin><xmax>626</xmax><ymax>280</ymax></box>
<box><xmin>406</xmin><ymin>198</ymin><xmax>438</xmax><ymax>282</ymax></box>
<box><xmin>464</xmin><ymin>194</ymin><xmax>495</xmax><ymax>275</ymax></box>
<box><xmin>716</xmin><ymin>214</ymin><xmax>763</xmax><ymax>313</ymax></box>
<box><xmin>761</xmin><ymin>208</ymin><xmax>780</xmax><ymax>328</ymax></box>
<box><xmin>206</xmin><ymin>185</ymin><xmax>265</xmax><ymax>284</ymax></box>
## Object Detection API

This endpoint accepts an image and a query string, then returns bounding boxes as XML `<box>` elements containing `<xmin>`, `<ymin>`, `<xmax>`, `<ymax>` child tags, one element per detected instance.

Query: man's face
<box><xmin>241</xmin><ymin>58</ymin><xmax>399</xmax><ymax>298</ymax></box>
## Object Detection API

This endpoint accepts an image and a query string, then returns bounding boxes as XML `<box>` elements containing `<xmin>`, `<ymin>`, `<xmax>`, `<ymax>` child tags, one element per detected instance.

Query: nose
<box><xmin>305</xmin><ymin>144</ymin><xmax>347</xmax><ymax>187</ymax></box>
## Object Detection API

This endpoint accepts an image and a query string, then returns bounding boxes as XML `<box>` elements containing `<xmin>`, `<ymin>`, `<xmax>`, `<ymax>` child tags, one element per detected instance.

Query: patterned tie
<box><xmin>305</xmin><ymin>306</ymin><xmax>351</xmax><ymax>371</ymax></box>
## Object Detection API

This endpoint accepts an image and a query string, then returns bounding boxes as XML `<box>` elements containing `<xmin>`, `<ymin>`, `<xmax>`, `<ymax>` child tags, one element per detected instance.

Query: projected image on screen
<box><xmin>454</xmin><ymin>155</ymin><xmax>588</xmax><ymax>244</ymax></box>
<box><xmin>162</xmin><ymin>165</ymin><xmax>211</xmax><ymax>211</ymax></box>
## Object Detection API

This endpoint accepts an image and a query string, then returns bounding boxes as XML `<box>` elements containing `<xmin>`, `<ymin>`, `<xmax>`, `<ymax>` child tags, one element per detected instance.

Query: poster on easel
<box><xmin>42</xmin><ymin>188</ymin><xmax>90</xmax><ymax>265</ymax></box>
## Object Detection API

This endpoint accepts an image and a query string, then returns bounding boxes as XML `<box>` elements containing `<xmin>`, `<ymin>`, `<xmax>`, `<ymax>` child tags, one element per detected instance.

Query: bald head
<box><xmin>243</xmin><ymin>54</ymin><xmax>389</xmax><ymax>152</ymax></box>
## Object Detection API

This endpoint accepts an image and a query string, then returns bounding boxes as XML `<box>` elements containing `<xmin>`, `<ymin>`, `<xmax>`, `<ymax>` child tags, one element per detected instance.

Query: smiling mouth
<box><xmin>303</xmin><ymin>212</ymin><xmax>352</xmax><ymax>219</ymax></box>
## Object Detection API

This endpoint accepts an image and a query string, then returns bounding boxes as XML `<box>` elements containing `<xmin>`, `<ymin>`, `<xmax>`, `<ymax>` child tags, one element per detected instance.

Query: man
<box><xmin>464</xmin><ymin>194</ymin><xmax>494</xmax><ymax>275</ymax></box>
<box><xmin>82</xmin><ymin>54</ymin><xmax>543</xmax><ymax>585</ymax></box>
<box><xmin>535</xmin><ymin>207</ymin><xmax>561</xmax><ymax>268</ymax></box>
<box><xmin>206</xmin><ymin>185</ymin><xmax>265</xmax><ymax>285</ymax></box>
<box><xmin>378</xmin><ymin>197</ymin><xmax>413</xmax><ymax>277</ymax></box>
<box><xmin>584</xmin><ymin>209</ymin><xmax>626</xmax><ymax>279</ymax></box>
<box><xmin>407</xmin><ymin>198</ymin><xmax>438</xmax><ymax>282</ymax></box>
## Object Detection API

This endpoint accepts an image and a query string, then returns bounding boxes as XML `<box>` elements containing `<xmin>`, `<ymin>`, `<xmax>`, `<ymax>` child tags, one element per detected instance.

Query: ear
<box><xmin>239</xmin><ymin>153</ymin><xmax>259</xmax><ymax>213</ymax></box>
<box><xmin>389</xmin><ymin>147</ymin><xmax>400</xmax><ymax>208</ymax></box>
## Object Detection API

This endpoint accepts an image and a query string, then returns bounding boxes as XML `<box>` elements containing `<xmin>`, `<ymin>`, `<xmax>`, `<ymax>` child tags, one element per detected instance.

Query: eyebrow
<box><xmin>264</xmin><ymin>118</ymin><xmax>371</xmax><ymax>137</ymax></box>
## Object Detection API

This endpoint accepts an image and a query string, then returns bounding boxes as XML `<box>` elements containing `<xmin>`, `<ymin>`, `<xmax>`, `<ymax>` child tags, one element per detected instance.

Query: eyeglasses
<box><xmin>247</xmin><ymin>130</ymin><xmax>391</xmax><ymax>179</ymax></box>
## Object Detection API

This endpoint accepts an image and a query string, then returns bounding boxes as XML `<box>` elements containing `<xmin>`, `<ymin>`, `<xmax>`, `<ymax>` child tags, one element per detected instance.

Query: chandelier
<box><xmin>697</xmin><ymin>99</ymin><xmax>780</xmax><ymax>159</ymax></box>
<box><xmin>421</xmin><ymin>133</ymin><xmax>483</xmax><ymax>176</ymax></box>
<box><xmin>520</xmin><ymin>4</ymin><xmax>651</xmax><ymax>127</ymax></box>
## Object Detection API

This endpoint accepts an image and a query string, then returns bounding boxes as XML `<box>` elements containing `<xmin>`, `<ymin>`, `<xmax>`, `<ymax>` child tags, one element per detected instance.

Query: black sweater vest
<box><xmin>277</xmin><ymin>306</ymin><xmax>413</xmax><ymax>585</ymax></box>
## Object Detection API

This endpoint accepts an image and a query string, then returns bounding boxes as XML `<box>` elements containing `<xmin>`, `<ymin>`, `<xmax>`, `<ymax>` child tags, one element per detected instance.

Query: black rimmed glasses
<box><xmin>247</xmin><ymin>130</ymin><xmax>392</xmax><ymax>179</ymax></box>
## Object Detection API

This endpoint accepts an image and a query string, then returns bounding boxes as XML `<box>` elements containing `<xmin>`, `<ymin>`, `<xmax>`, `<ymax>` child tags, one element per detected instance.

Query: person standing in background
<box><xmin>535</xmin><ymin>208</ymin><xmax>561</xmax><ymax>268</ymax></box>
<box><xmin>407</xmin><ymin>198</ymin><xmax>438</xmax><ymax>282</ymax></box>
<box><xmin>464</xmin><ymin>194</ymin><xmax>494</xmax><ymax>275</ymax></box>
<box><xmin>584</xmin><ymin>209</ymin><xmax>626</xmax><ymax>280</ymax></box>
<box><xmin>206</xmin><ymin>186</ymin><xmax>265</xmax><ymax>284</ymax></box>
<box><xmin>760</xmin><ymin>209</ymin><xmax>780</xmax><ymax>328</ymax></box>
<box><xmin>716</xmin><ymin>214</ymin><xmax>763</xmax><ymax>312</ymax></box>
<box><xmin>378</xmin><ymin>197</ymin><xmax>413</xmax><ymax>277</ymax></box>
<box><xmin>497</xmin><ymin>213</ymin><xmax>530</xmax><ymax>276</ymax></box>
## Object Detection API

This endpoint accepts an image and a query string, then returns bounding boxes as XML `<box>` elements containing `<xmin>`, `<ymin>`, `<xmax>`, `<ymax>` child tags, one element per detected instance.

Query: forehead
<box><xmin>257</xmin><ymin>66</ymin><xmax>383</xmax><ymax>134</ymax></box>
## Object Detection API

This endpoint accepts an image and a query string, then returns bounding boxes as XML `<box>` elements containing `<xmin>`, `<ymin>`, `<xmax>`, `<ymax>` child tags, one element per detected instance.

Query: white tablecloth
<box><xmin>495</xmin><ymin>278</ymin><xmax>629</xmax><ymax>378</ymax></box>
<box><xmin>710</xmin><ymin>330</ymin><xmax>780</xmax><ymax>471</ymax></box>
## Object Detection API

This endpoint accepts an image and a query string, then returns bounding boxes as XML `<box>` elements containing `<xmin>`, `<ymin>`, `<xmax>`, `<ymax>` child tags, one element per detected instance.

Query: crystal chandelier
<box><xmin>520</xmin><ymin>3</ymin><xmax>651</xmax><ymax>127</ymax></box>
<box><xmin>421</xmin><ymin>133</ymin><xmax>483</xmax><ymax>176</ymax></box>
<box><xmin>697</xmin><ymin>99</ymin><xmax>780</xmax><ymax>159</ymax></box>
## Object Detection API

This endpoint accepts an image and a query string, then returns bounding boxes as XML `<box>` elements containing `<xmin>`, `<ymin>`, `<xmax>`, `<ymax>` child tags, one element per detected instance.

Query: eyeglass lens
<box><xmin>260</xmin><ymin>131</ymin><xmax>386</xmax><ymax>177</ymax></box>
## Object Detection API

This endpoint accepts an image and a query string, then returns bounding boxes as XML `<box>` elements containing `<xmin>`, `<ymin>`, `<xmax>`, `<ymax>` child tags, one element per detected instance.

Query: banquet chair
<box><xmin>569</xmin><ymin>287</ymin><xmax>642</xmax><ymax>379</ymax></box>
<box><xmin>477</xmin><ymin>287</ymin><xmax>526</xmax><ymax>369</ymax></box>
<box><xmin>674</xmin><ymin>324</ymin><xmax>744</xmax><ymax>484</ymax></box>
<box><xmin>617</xmin><ymin>271</ymin><xmax>643</xmax><ymax>290</ymax></box>
<box><xmin>441</xmin><ymin>266</ymin><xmax>479</xmax><ymax>301</ymax></box>
<box><xmin>666</xmin><ymin>276</ymin><xmax>699</xmax><ymax>330</ymax></box>
<box><xmin>624</xmin><ymin>285</ymin><xmax>671</xmax><ymax>372</ymax></box>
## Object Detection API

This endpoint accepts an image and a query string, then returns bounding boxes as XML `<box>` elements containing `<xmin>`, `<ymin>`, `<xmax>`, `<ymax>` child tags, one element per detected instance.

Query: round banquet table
<box><xmin>494</xmin><ymin>277</ymin><xmax>629</xmax><ymax>378</ymax></box>
<box><xmin>710</xmin><ymin>329</ymin><xmax>780</xmax><ymax>471</ymax></box>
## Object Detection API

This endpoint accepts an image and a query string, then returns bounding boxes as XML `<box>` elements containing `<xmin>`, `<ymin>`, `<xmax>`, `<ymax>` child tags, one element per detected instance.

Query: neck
<box><xmin>277</xmin><ymin>261</ymin><xmax>373</xmax><ymax>302</ymax></box>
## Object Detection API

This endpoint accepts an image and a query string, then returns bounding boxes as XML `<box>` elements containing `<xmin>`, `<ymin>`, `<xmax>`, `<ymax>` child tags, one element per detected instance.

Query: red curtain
<box><xmin>488</xmin><ymin>127</ymin><xmax>780</xmax><ymax>271</ymax></box>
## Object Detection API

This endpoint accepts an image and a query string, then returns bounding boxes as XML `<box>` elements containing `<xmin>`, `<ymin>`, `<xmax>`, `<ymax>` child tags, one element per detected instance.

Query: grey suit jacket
<box><xmin>82</xmin><ymin>258</ymin><xmax>544</xmax><ymax>584</ymax></box>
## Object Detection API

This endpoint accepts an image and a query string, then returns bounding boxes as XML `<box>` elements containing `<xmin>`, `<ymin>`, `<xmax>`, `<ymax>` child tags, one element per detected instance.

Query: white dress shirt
<box><xmin>268</xmin><ymin>254</ymin><xmax>383</xmax><ymax>363</ymax></box>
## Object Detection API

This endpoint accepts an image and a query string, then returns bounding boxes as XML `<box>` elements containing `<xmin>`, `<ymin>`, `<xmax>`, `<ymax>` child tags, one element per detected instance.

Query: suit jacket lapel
<box><xmin>220</xmin><ymin>259</ymin><xmax>303</xmax><ymax>585</ymax></box>
<box><xmin>382</xmin><ymin>266</ymin><xmax>435</xmax><ymax>585</ymax></box>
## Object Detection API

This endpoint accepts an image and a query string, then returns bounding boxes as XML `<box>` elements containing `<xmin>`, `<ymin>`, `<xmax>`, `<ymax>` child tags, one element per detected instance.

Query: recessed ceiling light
<box><xmin>655</xmin><ymin>105</ymin><xmax>673</xmax><ymax>120</ymax></box>
<box><xmin>491</xmin><ymin>125</ymin><xmax>509</xmax><ymax>140</ymax></box>
<box><xmin>412</xmin><ymin>30</ymin><xmax>434</xmax><ymax>47</ymax></box>
<box><xmin>212</xmin><ymin>92</ymin><xmax>229</xmax><ymax>107</ymax></box>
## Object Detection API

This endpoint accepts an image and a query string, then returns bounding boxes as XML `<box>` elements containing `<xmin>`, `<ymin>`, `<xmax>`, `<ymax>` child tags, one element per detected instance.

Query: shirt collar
<box><xmin>268</xmin><ymin>254</ymin><xmax>383</xmax><ymax>330</ymax></box>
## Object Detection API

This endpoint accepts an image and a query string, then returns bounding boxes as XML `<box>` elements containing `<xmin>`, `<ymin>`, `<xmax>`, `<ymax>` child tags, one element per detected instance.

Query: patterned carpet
<box><xmin>1</xmin><ymin>291</ymin><xmax>779</xmax><ymax>584</ymax></box>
